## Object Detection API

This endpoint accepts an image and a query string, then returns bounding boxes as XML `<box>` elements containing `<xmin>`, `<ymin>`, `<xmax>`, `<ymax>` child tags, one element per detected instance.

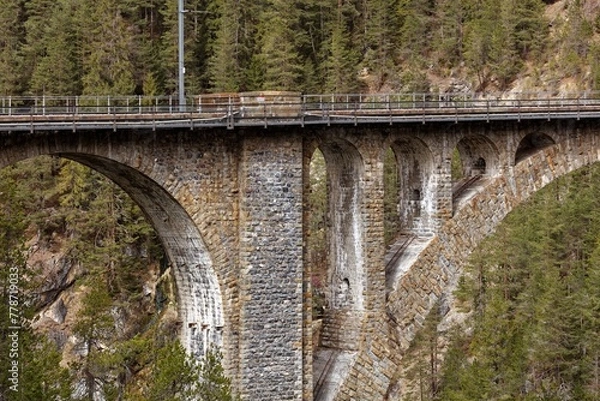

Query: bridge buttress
<box><xmin>238</xmin><ymin>132</ymin><xmax>305</xmax><ymax>401</ymax></box>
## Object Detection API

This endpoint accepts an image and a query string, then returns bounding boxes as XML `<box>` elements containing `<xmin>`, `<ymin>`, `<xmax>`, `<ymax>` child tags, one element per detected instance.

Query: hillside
<box><xmin>1</xmin><ymin>0</ymin><xmax>600</xmax><ymax>96</ymax></box>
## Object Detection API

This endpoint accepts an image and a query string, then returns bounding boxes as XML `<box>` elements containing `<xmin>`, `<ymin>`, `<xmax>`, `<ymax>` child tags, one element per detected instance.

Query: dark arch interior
<box><xmin>474</xmin><ymin>157</ymin><xmax>486</xmax><ymax>174</ymax></box>
<box><xmin>455</xmin><ymin>135</ymin><xmax>499</xmax><ymax>178</ymax></box>
<box><xmin>515</xmin><ymin>132</ymin><xmax>556</xmax><ymax>164</ymax></box>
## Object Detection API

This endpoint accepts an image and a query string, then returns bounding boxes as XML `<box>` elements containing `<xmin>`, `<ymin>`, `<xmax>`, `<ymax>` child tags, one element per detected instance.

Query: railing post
<box><xmin>8</xmin><ymin>96</ymin><xmax>11</xmax><ymax>116</ymax></box>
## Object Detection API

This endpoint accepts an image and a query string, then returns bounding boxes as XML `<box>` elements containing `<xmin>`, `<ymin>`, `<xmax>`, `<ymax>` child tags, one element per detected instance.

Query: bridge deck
<box><xmin>1</xmin><ymin>93</ymin><xmax>600</xmax><ymax>131</ymax></box>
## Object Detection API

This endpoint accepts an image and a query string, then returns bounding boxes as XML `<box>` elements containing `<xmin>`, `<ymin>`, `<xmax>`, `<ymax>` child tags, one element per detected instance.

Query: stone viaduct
<box><xmin>1</xmin><ymin>104</ymin><xmax>599</xmax><ymax>400</ymax></box>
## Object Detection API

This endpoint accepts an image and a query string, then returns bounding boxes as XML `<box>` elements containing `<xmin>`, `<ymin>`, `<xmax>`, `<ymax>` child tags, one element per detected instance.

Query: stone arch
<box><xmin>0</xmin><ymin>143</ymin><xmax>225</xmax><ymax>360</ymax></box>
<box><xmin>305</xmin><ymin>137</ymin><xmax>365</xmax><ymax>353</ymax></box>
<box><xmin>319</xmin><ymin>139</ymin><xmax>365</xmax><ymax>317</ymax></box>
<box><xmin>305</xmin><ymin>135</ymin><xmax>369</xmax><ymax>401</ymax></box>
<box><xmin>388</xmin><ymin>132</ymin><xmax>600</xmax><ymax>352</ymax></box>
<box><xmin>515</xmin><ymin>132</ymin><xmax>556</xmax><ymax>165</ymax></box>
<box><xmin>454</xmin><ymin>134</ymin><xmax>501</xmax><ymax>178</ymax></box>
<box><xmin>389</xmin><ymin>137</ymin><xmax>436</xmax><ymax>236</ymax></box>
<box><xmin>62</xmin><ymin>154</ymin><xmax>224</xmax><ymax>358</ymax></box>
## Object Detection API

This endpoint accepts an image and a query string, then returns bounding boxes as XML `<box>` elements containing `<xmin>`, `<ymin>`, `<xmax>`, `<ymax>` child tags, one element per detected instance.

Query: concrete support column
<box><xmin>238</xmin><ymin>133</ymin><xmax>304</xmax><ymax>401</ymax></box>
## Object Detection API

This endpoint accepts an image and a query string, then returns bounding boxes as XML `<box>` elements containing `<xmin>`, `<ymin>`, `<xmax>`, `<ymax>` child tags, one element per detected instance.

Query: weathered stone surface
<box><xmin>238</xmin><ymin>132</ymin><xmax>304</xmax><ymax>400</ymax></box>
<box><xmin>1</xmin><ymin>119</ymin><xmax>599</xmax><ymax>401</ymax></box>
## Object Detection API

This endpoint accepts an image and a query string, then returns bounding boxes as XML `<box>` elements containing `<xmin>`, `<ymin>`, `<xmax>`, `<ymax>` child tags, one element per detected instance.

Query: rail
<box><xmin>384</xmin><ymin>234</ymin><xmax>417</xmax><ymax>276</ymax></box>
<box><xmin>452</xmin><ymin>175</ymin><xmax>482</xmax><ymax>203</ymax></box>
<box><xmin>313</xmin><ymin>350</ymin><xmax>337</xmax><ymax>400</ymax></box>
<box><xmin>2</xmin><ymin>91</ymin><xmax>600</xmax><ymax>131</ymax></box>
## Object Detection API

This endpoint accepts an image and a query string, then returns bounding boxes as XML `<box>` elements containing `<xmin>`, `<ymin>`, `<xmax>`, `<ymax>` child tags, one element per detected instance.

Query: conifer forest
<box><xmin>0</xmin><ymin>0</ymin><xmax>598</xmax><ymax>96</ymax></box>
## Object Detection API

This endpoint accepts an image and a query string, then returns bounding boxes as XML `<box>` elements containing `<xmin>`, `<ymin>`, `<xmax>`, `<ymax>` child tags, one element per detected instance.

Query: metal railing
<box><xmin>1</xmin><ymin>91</ymin><xmax>600</xmax><ymax>131</ymax></box>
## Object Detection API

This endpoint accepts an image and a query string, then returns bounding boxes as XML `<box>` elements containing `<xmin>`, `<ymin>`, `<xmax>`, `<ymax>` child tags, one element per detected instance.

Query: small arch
<box><xmin>305</xmin><ymin>138</ymin><xmax>365</xmax><ymax>357</ymax></box>
<box><xmin>473</xmin><ymin>157</ymin><xmax>486</xmax><ymax>175</ymax></box>
<box><xmin>454</xmin><ymin>135</ymin><xmax>500</xmax><ymax>178</ymax></box>
<box><xmin>452</xmin><ymin>136</ymin><xmax>499</xmax><ymax>213</ymax></box>
<box><xmin>317</xmin><ymin>139</ymin><xmax>365</xmax><ymax>314</ymax></box>
<box><xmin>389</xmin><ymin>137</ymin><xmax>435</xmax><ymax>236</ymax></box>
<box><xmin>515</xmin><ymin>132</ymin><xmax>556</xmax><ymax>165</ymax></box>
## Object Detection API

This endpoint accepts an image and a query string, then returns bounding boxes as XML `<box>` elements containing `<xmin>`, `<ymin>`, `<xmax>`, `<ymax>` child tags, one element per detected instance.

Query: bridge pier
<box><xmin>238</xmin><ymin>132</ymin><xmax>305</xmax><ymax>400</ymax></box>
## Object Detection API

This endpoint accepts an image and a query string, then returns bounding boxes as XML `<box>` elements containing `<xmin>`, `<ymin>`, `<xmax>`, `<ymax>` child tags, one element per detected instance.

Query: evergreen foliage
<box><xmin>0</xmin><ymin>157</ymin><xmax>237</xmax><ymax>400</ymax></box>
<box><xmin>427</xmin><ymin>164</ymin><xmax>600</xmax><ymax>401</ymax></box>
<box><xmin>0</xmin><ymin>0</ymin><xmax>591</xmax><ymax>95</ymax></box>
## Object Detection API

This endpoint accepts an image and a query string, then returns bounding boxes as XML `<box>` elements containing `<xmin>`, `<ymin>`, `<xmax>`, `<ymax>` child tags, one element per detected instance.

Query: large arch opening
<box><xmin>0</xmin><ymin>153</ymin><xmax>226</xmax><ymax>399</ymax></box>
<box><xmin>0</xmin><ymin>152</ymin><xmax>224</xmax><ymax>359</ymax></box>
<box><xmin>61</xmin><ymin>153</ymin><xmax>224</xmax><ymax>357</ymax></box>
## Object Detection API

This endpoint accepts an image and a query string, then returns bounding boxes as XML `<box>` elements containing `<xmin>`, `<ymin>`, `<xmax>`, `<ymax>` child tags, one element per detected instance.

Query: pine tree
<box><xmin>209</xmin><ymin>0</ymin><xmax>243</xmax><ymax>92</ymax></box>
<box><xmin>72</xmin><ymin>283</ymin><xmax>114</xmax><ymax>401</ymax></box>
<box><xmin>198</xmin><ymin>347</ymin><xmax>239</xmax><ymax>401</ymax></box>
<box><xmin>254</xmin><ymin>0</ymin><xmax>304</xmax><ymax>90</ymax></box>
<box><xmin>80</xmin><ymin>0</ymin><xmax>137</xmax><ymax>95</ymax></box>
<box><xmin>145</xmin><ymin>340</ymin><xmax>200</xmax><ymax>401</ymax></box>
<box><xmin>363</xmin><ymin>0</ymin><xmax>399</xmax><ymax>89</ymax></box>
<box><xmin>0</xmin><ymin>0</ymin><xmax>25</xmax><ymax>95</ymax></box>
<box><xmin>159</xmin><ymin>0</ymin><xmax>179</xmax><ymax>95</ymax></box>
<box><xmin>27</xmin><ymin>0</ymin><xmax>82</xmax><ymax>95</ymax></box>
<box><xmin>322</xmin><ymin>0</ymin><xmax>360</xmax><ymax>93</ymax></box>
<box><xmin>432</xmin><ymin>0</ymin><xmax>467</xmax><ymax>68</ymax></box>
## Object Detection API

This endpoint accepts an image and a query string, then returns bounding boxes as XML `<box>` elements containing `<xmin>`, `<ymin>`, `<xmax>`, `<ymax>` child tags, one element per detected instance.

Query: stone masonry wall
<box><xmin>387</xmin><ymin>123</ymin><xmax>600</xmax><ymax>350</ymax></box>
<box><xmin>0</xmin><ymin>129</ymin><xmax>244</xmax><ymax>386</ymax></box>
<box><xmin>238</xmin><ymin>132</ymin><xmax>305</xmax><ymax>400</ymax></box>
<box><xmin>3</xmin><ymin>120</ymin><xmax>600</xmax><ymax>401</ymax></box>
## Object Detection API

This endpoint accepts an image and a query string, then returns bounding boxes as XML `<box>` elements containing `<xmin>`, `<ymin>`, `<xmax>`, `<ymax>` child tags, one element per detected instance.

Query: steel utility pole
<box><xmin>178</xmin><ymin>0</ymin><xmax>186</xmax><ymax>110</ymax></box>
